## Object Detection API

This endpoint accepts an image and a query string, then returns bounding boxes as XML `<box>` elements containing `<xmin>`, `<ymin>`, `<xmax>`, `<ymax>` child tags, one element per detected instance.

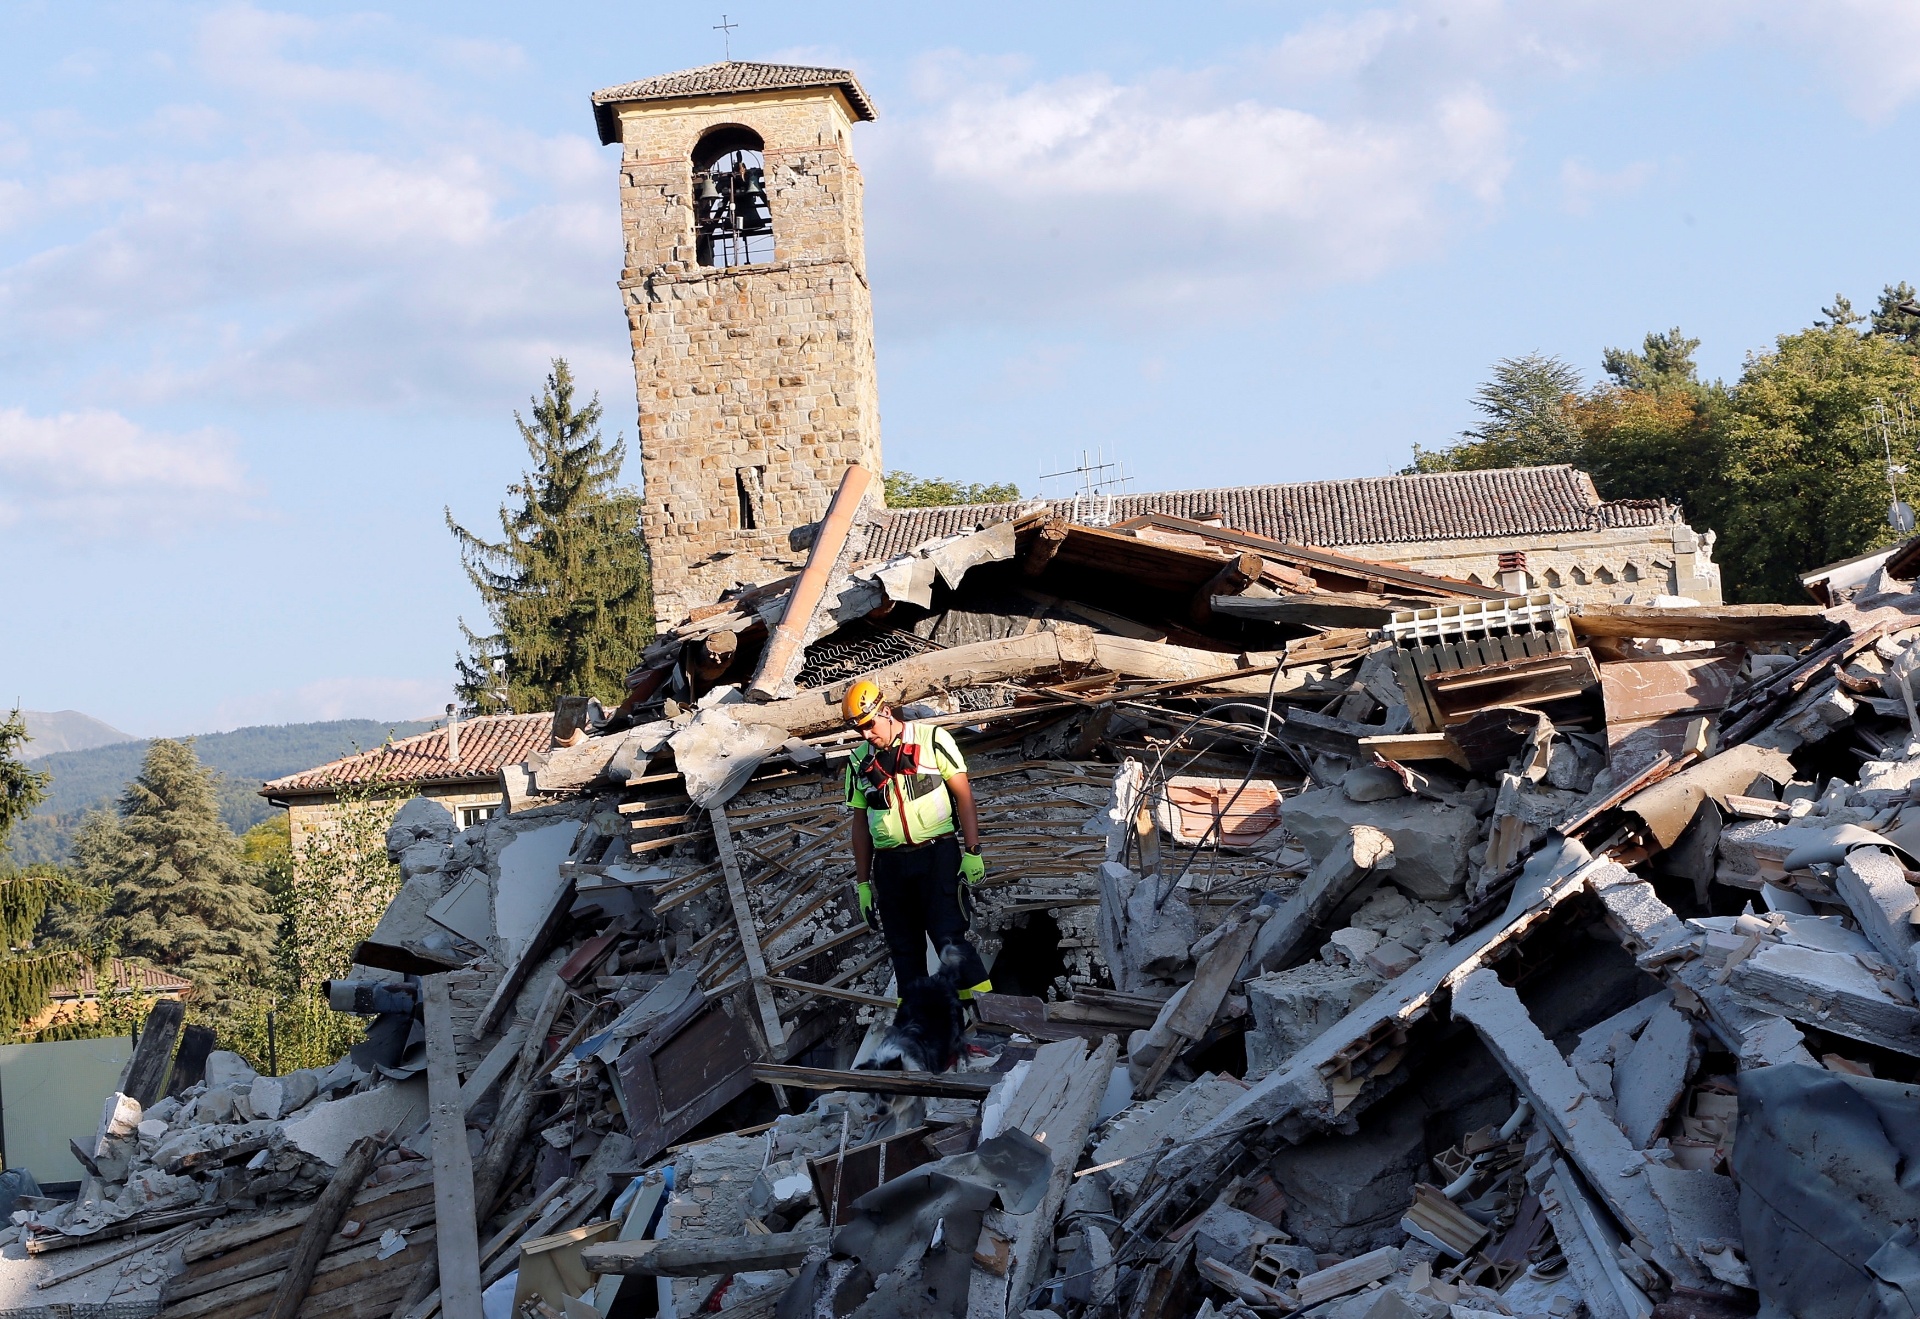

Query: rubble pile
<box><xmin>24</xmin><ymin>480</ymin><xmax>1920</xmax><ymax>1319</ymax></box>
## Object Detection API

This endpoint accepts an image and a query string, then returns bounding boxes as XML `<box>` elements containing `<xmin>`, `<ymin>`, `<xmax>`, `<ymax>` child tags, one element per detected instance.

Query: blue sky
<box><xmin>5</xmin><ymin>1</ymin><xmax>1920</xmax><ymax>736</ymax></box>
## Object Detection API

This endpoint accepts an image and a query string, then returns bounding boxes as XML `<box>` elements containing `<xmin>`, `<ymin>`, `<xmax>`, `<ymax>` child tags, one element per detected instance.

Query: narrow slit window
<box><xmin>736</xmin><ymin>465</ymin><xmax>766</xmax><ymax>530</ymax></box>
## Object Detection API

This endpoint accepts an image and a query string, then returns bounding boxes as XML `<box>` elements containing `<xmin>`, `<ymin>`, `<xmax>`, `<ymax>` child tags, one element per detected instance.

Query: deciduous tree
<box><xmin>884</xmin><ymin>471</ymin><xmax>1022</xmax><ymax>508</ymax></box>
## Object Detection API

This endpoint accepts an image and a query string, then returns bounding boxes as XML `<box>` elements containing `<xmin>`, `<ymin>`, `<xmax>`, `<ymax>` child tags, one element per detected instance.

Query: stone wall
<box><xmin>608</xmin><ymin>88</ymin><xmax>881</xmax><ymax>627</ymax></box>
<box><xmin>1340</xmin><ymin>520</ymin><xmax>1723</xmax><ymax>605</ymax></box>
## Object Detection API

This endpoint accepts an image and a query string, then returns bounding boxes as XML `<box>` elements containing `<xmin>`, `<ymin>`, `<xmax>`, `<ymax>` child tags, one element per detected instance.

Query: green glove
<box><xmin>856</xmin><ymin>880</ymin><xmax>880</xmax><ymax>933</ymax></box>
<box><xmin>959</xmin><ymin>847</ymin><xmax>985</xmax><ymax>885</ymax></box>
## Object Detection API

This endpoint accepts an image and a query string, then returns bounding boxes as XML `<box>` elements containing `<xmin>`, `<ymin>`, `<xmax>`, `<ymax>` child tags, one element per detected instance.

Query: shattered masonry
<box><xmin>15</xmin><ymin>461</ymin><xmax>1920</xmax><ymax>1319</ymax></box>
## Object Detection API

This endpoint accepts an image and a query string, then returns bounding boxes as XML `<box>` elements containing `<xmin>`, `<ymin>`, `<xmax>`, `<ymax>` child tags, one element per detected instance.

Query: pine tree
<box><xmin>0</xmin><ymin>709</ymin><xmax>89</xmax><ymax>1035</ymax></box>
<box><xmin>449</xmin><ymin>359</ymin><xmax>653</xmax><ymax>713</ymax></box>
<box><xmin>72</xmin><ymin>740</ymin><xmax>276</xmax><ymax>1000</ymax></box>
<box><xmin>1409</xmin><ymin>353</ymin><xmax>1585</xmax><ymax>472</ymax></box>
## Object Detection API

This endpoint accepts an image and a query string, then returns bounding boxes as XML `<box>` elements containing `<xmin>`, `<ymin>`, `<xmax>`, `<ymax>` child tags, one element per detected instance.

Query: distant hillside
<box><xmin>20</xmin><ymin>710</ymin><xmax>136</xmax><ymax>761</ymax></box>
<box><xmin>5</xmin><ymin>719</ymin><xmax>438</xmax><ymax>866</ymax></box>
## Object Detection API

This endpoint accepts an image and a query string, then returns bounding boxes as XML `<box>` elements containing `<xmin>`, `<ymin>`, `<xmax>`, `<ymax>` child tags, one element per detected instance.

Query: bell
<box><xmin>694</xmin><ymin>176</ymin><xmax>720</xmax><ymax>203</ymax></box>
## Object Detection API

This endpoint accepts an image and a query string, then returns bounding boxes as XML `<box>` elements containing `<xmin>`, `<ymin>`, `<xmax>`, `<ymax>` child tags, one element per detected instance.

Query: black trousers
<box><xmin>871</xmin><ymin>833</ymin><xmax>990</xmax><ymax>994</ymax></box>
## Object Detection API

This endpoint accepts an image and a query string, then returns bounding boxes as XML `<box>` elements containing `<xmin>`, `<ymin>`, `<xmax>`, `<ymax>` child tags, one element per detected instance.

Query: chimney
<box><xmin>1497</xmin><ymin>550</ymin><xmax>1529</xmax><ymax>596</ymax></box>
<box><xmin>446</xmin><ymin>704</ymin><xmax>460</xmax><ymax>766</ymax></box>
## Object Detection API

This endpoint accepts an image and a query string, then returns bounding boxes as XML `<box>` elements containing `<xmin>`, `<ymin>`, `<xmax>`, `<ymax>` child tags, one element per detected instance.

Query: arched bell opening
<box><xmin>692</xmin><ymin>125</ymin><xmax>773</xmax><ymax>268</ymax></box>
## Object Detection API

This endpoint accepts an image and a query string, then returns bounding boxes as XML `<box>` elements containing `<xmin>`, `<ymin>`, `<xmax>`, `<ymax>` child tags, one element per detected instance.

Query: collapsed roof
<box><xmin>26</xmin><ymin>466</ymin><xmax>1920</xmax><ymax>1319</ymax></box>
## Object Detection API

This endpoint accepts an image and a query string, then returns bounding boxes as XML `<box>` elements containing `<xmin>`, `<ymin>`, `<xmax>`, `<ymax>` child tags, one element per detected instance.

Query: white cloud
<box><xmin>866</xmin><ymin>63</ymin><xmax>1511</xmax><ymax>326</ymax></box>
<box><xmin>0</xmin><ymin>407</ymin><xmax>250</xmax><ymax>533</ymax></box>
<box><xmin>207</xmin><ymin>676</ymin><xmax>449</xmax><ymax>732</ymax></box>
<box><xmin>1560</xmin><ymin>158</ymin><xmax>1656</xmax><ymax>214</ymax></box>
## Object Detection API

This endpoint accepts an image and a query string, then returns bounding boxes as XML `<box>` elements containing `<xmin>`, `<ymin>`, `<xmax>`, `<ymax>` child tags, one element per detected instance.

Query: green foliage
<box><xmin>242</xmin><ymin>814</ymin><xmax>293</xmax><ymax>907</ymax></box>
<box><xmin>883</xmin><ymin>471</ymin><xmax>1022</xmax><ymax>508</ymax></box>
<box><xmin>61</xmin><ymin>740</ymin><xmax>277</xmax><ymax>1001</ymax></box>
<box><xmin>0</xmin><ymin>711</ymin><xmax>48</xmax><ymax>843</ymax></box>
<box><xmin>220</xmin><ymin>985</ymin><xmax>363</xmax><ymax>1076</ymax></box>
<box><xmin>1408</xmin><ymin>354</ymin><xmax>1586</xmax><ymax>473</ymax></box>
<box><xmin>3</xmin><ymin>718</ymin><xmax>435</xmax><ymax>867</ymax></box>
<box><xmin>277</xmin><ymin>778</ymin><xmax>405</xmax><ymax>991</ymax></box>
<box><xmin>1872</xmin><ymin>282</ymin><xmax>1920</xmax><ymax>350</ymax></box>
<box><xmin>0</xmin><ymin>711</ymin><xmax>88</xmax><ymax>1038</ymax></box>
<box><xmin>1601</xmin><ymin>327</ymin><xmax>1705</xmax><ymax>396</ymax></box>
<box><xmin>1718</xmin><ymin>323</ymin><xmax>1920</xmax><ymax>601</ymax></box>
<box><xmin>451</xmin><ymin>359</ymin><xmax>654</xmax><ymax>714</ymax></box>
<box><xmin>222</xmin><ymin>782</ymin><xmax>405</xmax><ymax>1075</ymax></box>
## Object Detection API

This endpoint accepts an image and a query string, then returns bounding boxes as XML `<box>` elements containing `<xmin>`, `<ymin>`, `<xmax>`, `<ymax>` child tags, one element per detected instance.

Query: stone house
<box><xmin>862</xmin><ymin>465</ymin><xmax>1723</xmax><ymax>606</ymax></box>
<box><xmin>260</xmin><ymin>714</ymin><xmax>552</xmax><ymax>864</ymax></box>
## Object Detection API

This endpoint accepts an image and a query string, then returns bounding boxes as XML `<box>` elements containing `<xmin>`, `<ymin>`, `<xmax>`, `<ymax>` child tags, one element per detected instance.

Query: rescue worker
<box><xmin>842</xmin><ymin>680</ymin><xmax>992</xmax><ymax>1001</ymax></box>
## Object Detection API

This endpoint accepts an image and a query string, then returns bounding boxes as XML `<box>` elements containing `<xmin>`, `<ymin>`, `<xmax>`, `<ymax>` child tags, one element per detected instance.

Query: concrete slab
<box><xmin>281</xmin><ymin>1078</ymin><xmax>427</xmax><ymax>1166</ymax></box>
<box><xmin>1613</xmin><ymin>1004</ymin><xmax>1695</xmax><ymax>1149</ymax></box>
<box><xmin>492</xmin><ymin>820</ymin><xmax>582</xmax><ymax>965</ymax></box>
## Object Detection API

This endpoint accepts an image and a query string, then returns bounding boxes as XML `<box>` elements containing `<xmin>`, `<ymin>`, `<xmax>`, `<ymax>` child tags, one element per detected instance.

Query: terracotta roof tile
<box><xmin>592</xmin><ymin>61</ymin><xmax>876</xmax><ymax>143</ymax></box>
<box><xmin>51</xmin><ymin>959</ymin><xmax>192</xmax><ymax>1000</ymax></box>
<box><xmin>261</xmin><ymin>713</ymin><xmax>551</xmax><ymax>797</ymax></box>
<box><xmin>863</xmin><ymin>466</ymin><xmax>1673</xmax><ymax>561</ymax></box>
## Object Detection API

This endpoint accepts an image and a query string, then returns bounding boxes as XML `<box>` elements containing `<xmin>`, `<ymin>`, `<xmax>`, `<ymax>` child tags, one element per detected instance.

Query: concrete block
<box><xmin>1122</xmin><ymin>874</ymin><xmax>1197</xmax><ymax>983</ymax></box>
<box><xmin>1189</xmin><ymin>1200</ymin><xmax>1289</xmax><ymax>1272</ymax></box>
<box><xmin>1837</xmin><ymin>846</ymin><xmax>1920</xmax><ymax>994</ymax></box>
<box><xmin>204</xmin><ymin>1052</ymin><xmax>255</xmax><ymax>1092</ymax></box>
<box><xmin>1244</xmin><ymin>962</ymin><xmax>1383</xmax><ymax>1077</ymax></box>
<box><xmin>282</xmin><ymin>1078</ymin><xmax>427</xmax><ymax>1167</ymax></box>
<box><xmin>1343</xmin><ymin>765</ymin><xmax>1408</xmax><ymax>803</ymax></box>
<box><xmin>1364</xmin><ymin>941</ymin><xmax>1419</xmax><ymax>979</ymax></box>
<box><xmin>385</xmin><ymin>796</ymin><xmax>455</xmax><ymax>859</ymax></box>
<box><xmin>1283</xmin><ymin>787</ymin><xmax>1474</xmax><ymax>900</ymax></box>
<box><xmin>1246</xmin><ymin>825</ymin><xmax>1395</xmax><ymax>976</ymax></box>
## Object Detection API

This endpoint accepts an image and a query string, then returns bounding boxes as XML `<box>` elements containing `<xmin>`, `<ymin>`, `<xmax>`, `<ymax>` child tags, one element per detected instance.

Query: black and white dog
<box><xmin>858</xmin><ymin>944</ymin><xmax>969</xmax><ymax>1075</ymax></box>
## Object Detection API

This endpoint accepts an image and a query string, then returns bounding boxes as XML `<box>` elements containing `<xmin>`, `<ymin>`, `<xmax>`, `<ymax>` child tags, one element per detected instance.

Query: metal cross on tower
<box><xmin>713</xmin><ymin>14</ymin><xmax>738</xmax><ymax>59</ymax></box>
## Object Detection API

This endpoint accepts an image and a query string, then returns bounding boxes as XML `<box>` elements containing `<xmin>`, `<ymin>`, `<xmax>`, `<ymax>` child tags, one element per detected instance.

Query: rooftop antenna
<box><xmin>713</xmin><ymin>13</ymin><xmax>738</xmax><ymax>59</ymax></box>
<box><xmin>1040</xmin><ymin>447</ymin><xmax>1132</xmax><ymax>527</ymax></box>
<box><xmin>1877</xmin><ymin>399</ymin><xmax>1914</xmax><ymax>533</ymax></box>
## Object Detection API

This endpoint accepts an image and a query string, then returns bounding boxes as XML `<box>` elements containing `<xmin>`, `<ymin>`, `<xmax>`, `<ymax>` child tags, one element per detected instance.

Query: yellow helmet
<box><xmin>842</xmin><ymin>679</ymin><xmax>883</xmax><ymax>728</ymax></box>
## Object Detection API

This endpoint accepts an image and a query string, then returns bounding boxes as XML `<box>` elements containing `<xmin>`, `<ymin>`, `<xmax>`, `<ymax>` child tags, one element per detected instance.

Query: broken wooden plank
<box><xmin>580</xmin><ymin>1228</ymin><xmax>831</xmax><ymax>1277</ymax></box>
<box><xmin>1188</xmin><ymin>552</ymin><xmax>1265</xmax><ymax>624</ymax></box>
<box><xmin>1357</xmin><ymin>732</ymin><xmax>1470</xmax><ymax>769</ymax></box>
<box><xmin>748</xmin><ymin>464</ymin><xmax>875</xmax><ymax>701</ymax></box>
<box><xmin>750</xmin><ymin>1062</ymin><xmax>996</xmax><ymax>1099</ymax></box>
<box><xmin>1571</xmin><ymin>602</ymin><xmax>1830</xmax><ymax>643</ymax></box>
<box><xmin>458</xmin><ymin>1023</ymin><xmax>528</xmax><ymax>1117</ymax></box>
<box><xmin>263</xmin><ymin>1134</ymin><xmax>385</xmax><ymax>1319</ymax></box>
<box><xmin>422</xmin><ymin>975</ymin><xmax>484</xmax><ymax>1318</ymax></box>
<box><xmin>1023</xmin><ymin>518</ymin><xmax>1070</xmax><ymax>577</ymax></box>
<box><xmin>122</xmin><ymin>1000</ymin><xmax>186</xmax><ymax>1108</ymax></box>
<box><xmin>1294</xmin><ymin>1246</ymin><xmax>1401</xmax><ymax>1306</ymax></box>
<box><xmin>710</xmin><ymin>806</ymin><xmax>787</xmax><ymax>1051</ymax></box>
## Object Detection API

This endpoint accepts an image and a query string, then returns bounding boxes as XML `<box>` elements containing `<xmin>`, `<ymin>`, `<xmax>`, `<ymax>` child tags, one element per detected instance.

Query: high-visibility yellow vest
<box><xmin>844</xmin><ymin>723</ymin><xmax>967</xmax><ymax>850</ymax></box>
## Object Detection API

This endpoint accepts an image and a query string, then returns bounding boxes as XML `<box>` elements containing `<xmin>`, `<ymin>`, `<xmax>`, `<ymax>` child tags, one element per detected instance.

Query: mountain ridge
<box><xmin>5</xmin><ymin>718</ymin><xmax>440</xmax><ymax>866</ymax></box>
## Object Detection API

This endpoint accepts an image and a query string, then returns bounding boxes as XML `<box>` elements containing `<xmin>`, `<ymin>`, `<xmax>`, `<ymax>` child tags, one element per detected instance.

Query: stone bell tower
<box><xmin>591</xmin><ymin>61</ymin><xmax>882</xmax><ymax>628</ymax></box>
